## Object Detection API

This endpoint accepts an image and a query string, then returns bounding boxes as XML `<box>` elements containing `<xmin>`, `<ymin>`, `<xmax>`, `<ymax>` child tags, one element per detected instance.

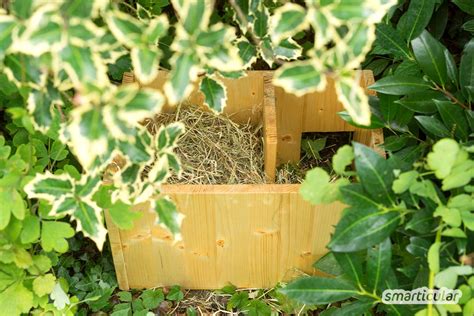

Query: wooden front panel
<box><xmin>106</xmin><ymin>185</ymin><xmax>345</xmax><ymax>290</ymax></box>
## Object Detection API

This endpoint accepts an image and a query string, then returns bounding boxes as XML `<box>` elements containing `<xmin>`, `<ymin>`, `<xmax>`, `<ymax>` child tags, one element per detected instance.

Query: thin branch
<box><xmin>433</xmin><ymin>83</ymin><xmax>470</xmax><ymax>110</ymax></box>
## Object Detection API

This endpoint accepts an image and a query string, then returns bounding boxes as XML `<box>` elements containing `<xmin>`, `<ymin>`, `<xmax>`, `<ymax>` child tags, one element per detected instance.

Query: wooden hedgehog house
<box><xmin>105</xmin><ymin>70</ymin><xmax>383</xmax><ymax>290</ymax></box>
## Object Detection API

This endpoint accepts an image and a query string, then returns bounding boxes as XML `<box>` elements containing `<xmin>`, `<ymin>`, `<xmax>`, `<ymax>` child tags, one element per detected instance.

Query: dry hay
<box><xmin>148</xmin><ymin>104</ymin><xmax>267</xmax><ymax>185</ymax></box>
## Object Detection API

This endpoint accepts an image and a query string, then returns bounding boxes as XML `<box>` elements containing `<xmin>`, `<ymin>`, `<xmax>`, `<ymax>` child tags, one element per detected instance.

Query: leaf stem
<box><xmin>433</xmin><ymin>83</ymin><xmax>470</xmax><ymax>110</ymax></box>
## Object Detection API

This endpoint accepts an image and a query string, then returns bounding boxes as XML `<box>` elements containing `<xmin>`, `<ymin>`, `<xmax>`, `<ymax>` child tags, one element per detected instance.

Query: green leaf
<box><xmin>131</xmin><ymin>46</ymin><xmax>160</xmax><ymax>84</ymax></box>
<box><xmin>109</xmin><ymin>201</ymin><xmax>142</xmax><ymax>230</ymax></box>
<box><xmin>393</xmin><ymin>170</ymin><xmax>418</xmax><ymax>194</ymax></box>
<box><xmin>227</xmin><ymin>292</ymin><xmax>249</xmax><ymax>310</ymax></box>
<box><xmin>366</xmin><ymin>238</ymin><xmax>391</xmax><ymax>292</ymax></box>
<box><xmin>273</xmin><ymin>38</ymin><xmax>302</xmax><ymax>61</ymax></box>
<box><xmin>140</xmin><ymin>289</ymin><xmax>164</xmax><ymax>309</ymax></box>
<box><xmin>253</xmin><ymin>6</ymin><xmax>269</xmax><ymax>38</ymax></box>
<box><xmin>0</xmin><ymin>282</ymin><xmax>33</xmax><ymax>315</ymax></box>
<box><xmin>199</xmin><ymin>76</ymin><xmax>227</xmax><ymax>113</ymax></box>
<box><xmin>453</xmin><ymin>0</ymin><xmax>474</xmax><ymax>15</ymax></box>
<box><xmin>397</xmin><ymin>0</ymin><xmax>436</xmax><ymax>41</ymax></box>
<box><xmin>375</xmin><ymin>24</ymin><xmax>412</xmax><ymax>59</ymax></box>
<box><xmin>0</xmin><ymin>16</ymin><xmax>16</xmax><ymax>57</ymax></box>
<box><xmin>155</xmin><ymin>197</ymin><xmax>182</xmax><ymax>236</ymax></box>
<box><xmin>415</xmin><ymin>116</ymin><xmax>451</xmax><ymax>138</ymax></box>
<box><xmin>41</xmin><ymin>221</ymin><xmax>74</xmax><ymax>253</ymax></box>
<box><xmin>333</xmin><ymin>252</ymin><xmax>365</xmax><ymax>286</ymax></box>
<box><xmin>237</xmin><ymin>38</ymin><xmax>257</xmax><ymax>67</ymax></box>
<box><xmin>50</xmin><ymin>140</ymin><xmax>68</xmax><ymax>162</ymax></box>
<box><xmin>301</xmin><ymin>138</ymin><xmax>326</xmax><ymax>160</ymax></box>
<box><xmin>166</xmin><ymin>285</ymin><xmax>184</xmax><ymax>301</ymax></box>
<box><xmin>411</xmin><ymin>30</ymin><xmax>449</xmax><ymax>88</ymax></box>
<box><xmin>313</xmin><ymin>253</ymin><xmax>343</xmax><ymax>276</ymax></box>
<box><xmin>245</xmin><ymin>300</ymin><xmax>271</xmax><ymax>316</ymax></box>
<box><xmin>106</xmin><ymin>10</ymin><xmax>143</xmax><ymax>45</ymax></box>
<box><xmin>369</xmin><ymin>75</ymin><xmax>432</xmax><ymax>95</ymax></box>
<box><xmin>164</xmin><ymin>53</ymin><xmax>198</xmax><ymax>105</ymax></box>
<box><xmin>333</xmin><ymin>145</ymin><xmax>354</xmax><ymax>176</ymax></box>
<box><xmin>280</xmin><ymin>277</ymin><xmax>359</xmax><ymax>305</ymax></box>
<box><xmin>353</xmin><ymin>143</ymin><xmax>394</xmax><ymax>205</ymax></box>
<box><xmin>338</xmin><ymin>111</ymin><xmax>385</xmax><ymax>129</ymax></box>
<box><xmin>117</xmin><ymin>291</ymin><xmax>132</xmax><ymax>302</ymax></box>
<box><xmin>434</xmin><ymin>100</ymin><xmax>469</xmax><ymax>141</ymax></box>
<box><xmin>395</xmin><ymin>91</ymin><xmax>444</xmax><ymax>114</ymax></box>
<box><xmin>270</xmin><ymin>3</ymin><xmax>307</xmax><ymax>43</ymax></box>
<box><xmin>299</xmin><ymin>168</ymin><xmax>348</xmax><ymax>205</ymax></box>
<box><xmin>0</xmin><ymin>188</ymin><xmax>25</xmax><ymax>228</ymax></box>
<box><xmin>435</xmin><ymin>266</ymin><xmax>473</xmax><ymax>289</ymax></box>
<box><xmin>329</xmin><ymin>206</ymin><xmax>400</xmax><ymax>252</ymax></box>
<box><xmin>460</xmin><ymin>39</ymin><xmax>474</xmax><ymax>102</ymax></box>
<box><xmin>50</xmin><ymin>282</ymin><xmax>70</xmax><ymax>310</ymax></box>
<box><xmin>273</xmin><ymin>61</ymin><xmax>324</xmax><ymax>97</ymax></box>
<box><xmin>427</xmin><ymin>139</ymin><xmax>459</xmax><ymax>179</ymax></box>
<box><xmin>33</xmin><ymin>274</ymin><xmax>56</xmax><ymax>297</ymax></box>
<box><xmin>24</xmin><ymin>172</ymin><xmax>73</xmax><ymax>203</ymax></box>
<box><xmin>20</xmin><ymin>215</ymin><xmax>40</xmax><ymax>244</ymax></box>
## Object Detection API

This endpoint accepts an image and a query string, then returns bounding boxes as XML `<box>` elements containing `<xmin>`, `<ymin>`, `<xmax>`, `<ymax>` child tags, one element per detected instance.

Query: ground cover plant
<box><xmin>0</xmin><ymin>0</ymin><xmax>472</xmax><ymax>315</ymax></box>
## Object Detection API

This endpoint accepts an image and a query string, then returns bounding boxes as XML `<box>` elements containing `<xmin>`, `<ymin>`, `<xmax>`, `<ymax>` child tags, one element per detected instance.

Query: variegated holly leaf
<box><xmin>199</xmin><ymin>76</ymin><xmax>227</xmax><ymax>113</ymax></box>
<box><xmin>60</xmin><ymin>44</ymin><xmax>109</xmax><ymax>91</ymax></box>
<box><xmin>237</xmin><ymin>37</ymin><xmax>257</xmax><ymax>68</ymax></box>
<box><xmin>61</xmin><ymin>0</ymin><xmax>107</xmax><ymax>18</ymax></box>
<box><xmin>3</xmin><ymin>54</ymin><xmax>47</xmax><ymax>89</ymax></box>
<box><xmin>131</xmin><ymin>46</ymin><xmax>161</xmax><ymax>84</ymax></box>
<box><xmin>273</xmin><ymin>60</ymin><xmax>326</xmax><ymax>97</ymax></box>
<box><xmin>154</xmin><ymin>196</ymin><xmax>184</xmax><ymax>238</ymax></box>
<box><xmin>27</xmin><ymin>83</ymin><xmax>63</xmax><ymax>133</ymax></box>
<box><xmin>24</xmin><ymin>172</ymin><xmax>74</xmax><ymax>203</ymax></box>
<box><xmin>144</xmin><ymin>16</ymin><xmax>169</xmax><ymax>45</ymax></box>
<box><xmin>270</xmin><ymin>3</ymin><xmax>307</xmax><ymax>43</ymax></box>
<box><xmin>251</xmin><ymin>4</ymin><xmax>269</xmax><ymax>38</ymax></box>
<box><xmin>171</xmin><ymin>0</ymin><xmax>212</xmax><ymax>35</ymax></box>
<box><xmin>0</xmin><ymin>15</ymin><xmax>16</xmax><ymax>59</ymax></box>
<box><xmin>201</xmin><ymin>44</ymin><xmax>243</xmax><ymax>72</ymax></box>
<box><xmin>334</xmin><ymin>73</ymin><xmax>371</xmax><ymax>126</ymax></box>
<box><xmin>105</xmin><ymin>10</ymin><xmax>144</xmax><ymax>46</ymax></box>
<box><xmin>274</xmin><ymin>38</ymin><xmax>302</xmax><ymax>61</ymax></box>
<box><xmin>72</xmin><ymin>198</ymin><xmax>107</xmax><ymax>250</ymax></box>
<box><xmin>327</xmin><ymin>0</ymin><xmax>396</xmax><ymax>24</ymax></box>
<box><xmin>307</xmin><ymin>7</ymin><xmax>334</xmax><ymax>49</ymax></box>
<box><xmin>196</xmin><ymin>23</ymin><xmax>231</xmax><ymax>48</ymax></box>
<box><xmin>156</xmin><ymin>122</ymin><xmax>185</xmax><ymax>152</ymax></box>
<box><xmin>164</xmin><ymin>52</ymin><xmax>199</xmax><ymax>105</ymax></box>
<box><xmin>333</xmin><ymin>24</ymin><xmax>376</xmax><ymax>70</ymax></box>
<box><xmin>260</xmin><ymin>37</ymin><xmax>274</xmax><ymax>67</ymax></box>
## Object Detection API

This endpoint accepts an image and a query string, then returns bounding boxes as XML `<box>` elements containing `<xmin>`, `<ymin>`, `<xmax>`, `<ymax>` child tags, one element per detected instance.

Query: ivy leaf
<box><xmin>140</xmin><ymin>289</ymin><xmax>164</xmax><ymax>309</ymax></box>
<box><xmin>328</xmin><ymin>206</ymin><xmax>401</xmax><ymax>252</ymax></box>
<box><xmin>411</xmin><ymin>30</ymin><xmax>449</xmax><ymax>88</ymax></box>
<box><xmin>273</xmin><ymin>60</ymin><xmax>325</xmax><ymax>97</ymax></box>
<box><xmin>32</xmin><ymin>273</ymin><xmax>56</xmax><ymax>297</ymax></box>
<box><xmin>366</xmin><ymin>238</ymin><xmax>391</xmax><ymax>292</ymax></box>
<box><xmin>41</xmin><ymin>221</ymin><xmax>74</xmax><ymax>253</ymax></box>
<box><xmin>166</xmin><ymin>285</ymin><xmax>184</xmax><ymax>301</ymax></box>
<box><xmin>280</xmin><ymin>277</ymin><xmax>359</xmax><ymax>305</ymax></box>
<box><xmin>353</xmin><ymin>142</ymin><xmax>395</xmax><ymax>205</ymax></box>
<box><xmin>369</xmin><ymin>75</ymin><xmax>432</xmax><ymax>95</ymax></box>
<box><xmin>270</xmin><ymin>3</ymin><xmax>307</xmax><ymax>43</ymax></box>
<box><xmin>155</xmin><ymin>197</ymin><xmax>183</xmax><ymax>237</ymax></box>
<box><xmin>397</xmin><ymin>0</ymin><xmax>436</xmax><ymax>42</ymax></box>
<box><xmin>199</xmin><ymin>76</ymin><xmax>227</xmax><ymax>113</ymax></box>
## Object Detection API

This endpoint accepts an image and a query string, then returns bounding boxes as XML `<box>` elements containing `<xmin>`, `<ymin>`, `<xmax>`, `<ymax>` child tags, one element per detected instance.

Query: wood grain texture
<box><xmin>107</xmin><ymin>71</ymin><xmax>384</xmax><ymax>290</ymax></box>
<box><xmin>108</xmin><ymin>185</ymin><xmax>344</xmax><ymax>289</ymax></box>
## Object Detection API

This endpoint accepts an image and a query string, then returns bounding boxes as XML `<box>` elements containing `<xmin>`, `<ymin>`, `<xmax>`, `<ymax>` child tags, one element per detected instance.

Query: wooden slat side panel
<box><xmin>263</xmin><ymin>72</ymin><xmax>278</xmax><ymax>183</ymax></box>
<box><xmin>116</xmin><ymin>190</ymin><xmax>345</xmax><ymax>289</ymax></box>
<box><xmin>104</xmin><ymin>211</ymin><xmax>130</xmax><ymax>290</ymax></box>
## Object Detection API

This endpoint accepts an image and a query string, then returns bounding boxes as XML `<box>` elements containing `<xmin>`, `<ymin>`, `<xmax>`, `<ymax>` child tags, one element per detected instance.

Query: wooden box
<box><xmin>105</xmin><ymin>71</ymin><xmax>383</xmax><ymax>290</ymax></box>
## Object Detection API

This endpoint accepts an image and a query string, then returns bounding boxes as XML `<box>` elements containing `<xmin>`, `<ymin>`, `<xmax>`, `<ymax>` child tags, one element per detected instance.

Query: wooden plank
<box><xmin>104</xmin><ymin>211</ymin><xmax>130</xmax><ymax>290</ymax></box>
<box><xmin>113</xmin><ymin>184</ymin><xmax>344</xmax><ymax>289</ymax></box>
<box><xmin>263</xmin><ymin>72</ymin><xmax>278</xmax><ymax>183</ymax></box>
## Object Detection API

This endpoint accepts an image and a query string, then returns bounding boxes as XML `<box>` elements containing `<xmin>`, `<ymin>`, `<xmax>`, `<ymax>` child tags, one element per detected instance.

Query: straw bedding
<box><xmin>148</xmin><ymin>105</ymin><xmax>267</xmax><ymax>184</ymax></box>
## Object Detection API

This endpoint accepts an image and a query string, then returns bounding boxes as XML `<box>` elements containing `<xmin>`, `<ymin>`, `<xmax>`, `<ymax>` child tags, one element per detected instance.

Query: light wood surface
<box><xmin>107</xmin><ymin>71</ymin><xmax>384</xmax><ymax>290</ymax></box>
<box><xmin>108</xmin><ymin>185</ymin><xmax>345</xmax><ymax>289</ymax></box>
